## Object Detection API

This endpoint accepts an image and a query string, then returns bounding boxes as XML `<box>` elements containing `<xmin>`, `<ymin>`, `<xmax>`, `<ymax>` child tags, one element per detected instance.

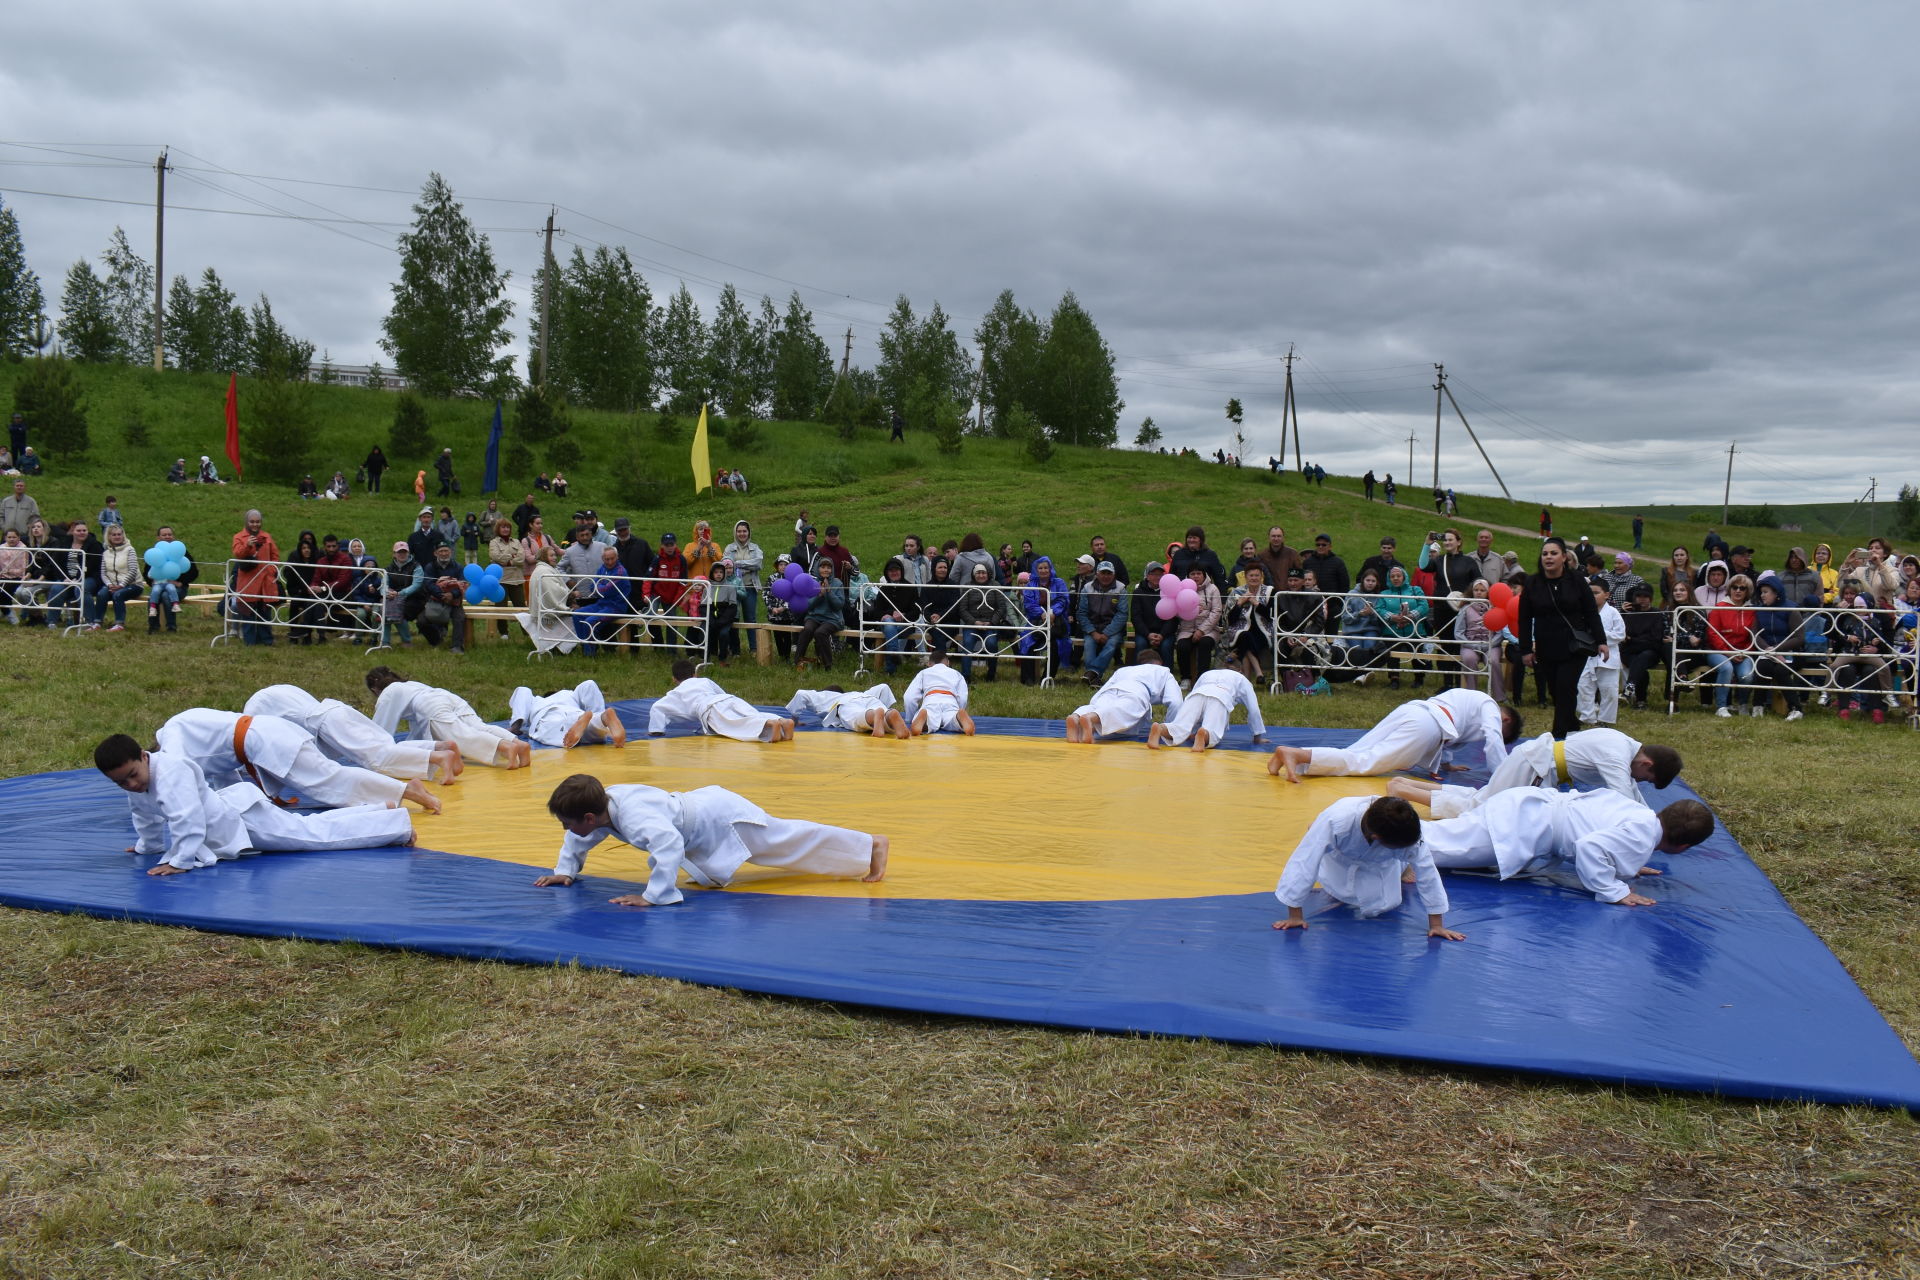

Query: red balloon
<box><xmin>1484</xmin><ymin>606</ymin><xmax>1510</xmax><ymax>633</ymax></box>
<box><xmin>1489</xmin><ymin>582</ymin><xmax>1514</xmax><ymax>608</ymax></box>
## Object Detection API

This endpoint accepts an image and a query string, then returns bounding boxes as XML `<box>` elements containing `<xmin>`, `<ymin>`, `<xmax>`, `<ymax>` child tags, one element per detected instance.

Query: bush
<box><xmin>817</xmin><ymin>452</ymin><xmax>861</xmax><ymax>486</ymax></box>
<box><xmin>547</xmin><ymin>435</ymin><xmax>583</xmax><ymax>473</ymax></box>
<box><xmin>611</xmin><ymin>427</ymin><xmax>669</xmax><ymax>510</ymax></box>
<box><xmin>242</xmin><ymin>370</ymin><xmax>317</xmax><ymax>484</ymax></box>
<box><xmin>121</xmin><ymin>407</ymin><xmax>151</xmax><ymax>450</ymax></box>
<box><xmin>655</xmin><ymin>413</ymin><xmax>684</xmax><ymax>446</ymax></box>
<box><xmin>388</xmin><ymin>392</ymin><xmax>432</xmax><ymax>462</ymax></box>
<box><xmin>13</xmin><ymin>355</ymin><xmax>89</xmax><ymax>460</ymax></box>
<box><xmin>723</xmin><ymin>415</ymin><xmax>761</xmax><ymax>451</ymax></box>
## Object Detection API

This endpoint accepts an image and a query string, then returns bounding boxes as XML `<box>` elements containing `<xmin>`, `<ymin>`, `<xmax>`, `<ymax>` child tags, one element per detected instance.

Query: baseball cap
<box><xmin>418</xmin><ymin>506</ymin><xmax>434</xmax><ymax>516</ymax></box>
<box><xmin>1076</xmin><ymin>554</ymin><xmax>1096</xmax><ymax>566</ymax></box>
<box><xmin>1146</xmin><ymin>561</ymin><xmax>1165</xmax><ymax>573</ymax></box>
<box><xmin>1314</xmin><ymin>533</ymin><xmax>1331</xmax><ymax>544</ymax></box>
<box><xmin>660</xmin><ymin>531</ymin><xmax>677</xmax><ymax>542</ymax></box>
<box><xmin>614</xmin><ymin>517</ymin><xmax>631</xmax><ymax>530</ymax></box>
<box><xmin>1096</xmin><ymin>560</ymin><xmax>1115</xmax><ymax>573</ymax></box>
<box><xmin>391</xmin><ymin>541</ymin><xmax>408</xmax><ymax>553</ymax></box>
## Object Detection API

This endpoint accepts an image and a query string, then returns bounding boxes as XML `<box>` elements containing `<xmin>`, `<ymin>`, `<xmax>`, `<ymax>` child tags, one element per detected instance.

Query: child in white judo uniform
<box><xmin>1421</xmin><ymin>789</ymin><xmax>1714</xmax><ymax>906</ymax></box>
<box><xmin>94</xmin><ymin>734</ymin><xmax>415</xmax><ymax>875</ymax></box>
<box><xmin>156</xmin><ymin>707</ymin><xmax>440</xmax><ymax>813</ymax></box>
<box><xmin>1389</xmin><ymin>730</ymin><xmax>1682</xmax><ymax>818</ymax></box>
<box><xmin>244</xmin><ymin>682</ymin><xmax>463</xmax><ymax>783</ymax></box>
<box><xmin>1147</xmin><ymin>667</ymin><xmax>1265</xmax><ymax>751</ymax></box>
<box><xmin>509</xmin><ymin>679</ymin><xmax>628</xmax><ymax>749</ymax></box>
<box><xmin>901</xmin><ymin>645</ymin><xmax>976</xmax><ymax>736</ymax></box>
<box><xmin>1273</xmin><ymin>795</ymin><xmax>1464</xmax><ymax>940</ymax></box>
<box><xmin>647</xmin><ymin>660</ymin><xmax>794</xmax><ymax>741</ymax></box>
<box><xmin>785</xmin><ymin>684</ymin><xmax>908</xmax><ymax>738</ymax></box>
<box><xmin>533</xmin><ymin>772</ymin><xmax>889</xmax><ymax>905</ymax></box>
<box><xmin>1066</xmin><ymin>650</ymin><xmax>1183</xmax><ymax>742</ymax></box>
<box><xmin>1268</xmin><ymin>687</ymin><xmax>1519</xmax><ymax>782</ymax></box>
<box><xmin>1577</xmin><ymin>581</ymin><xmax>1627</xmax><ymax>726</ymax></box>
<box><xmin>366</xmin><ymin>666</ymin><xmax>532</xmax><ymax>768</ymax></box>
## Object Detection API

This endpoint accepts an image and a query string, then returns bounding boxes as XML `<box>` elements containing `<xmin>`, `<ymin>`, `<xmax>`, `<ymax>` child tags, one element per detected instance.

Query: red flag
<box><xmin>224</xmin><ymin>373</ymin><xmax>242</xmax><ymax>478</ymax></box>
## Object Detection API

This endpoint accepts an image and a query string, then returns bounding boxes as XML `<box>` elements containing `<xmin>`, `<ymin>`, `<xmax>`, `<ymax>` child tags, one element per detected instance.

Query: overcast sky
<box><xmin>4</xmin><ymin>1</ymin><xmax>1916</xmax><ymax>505</ymax></box>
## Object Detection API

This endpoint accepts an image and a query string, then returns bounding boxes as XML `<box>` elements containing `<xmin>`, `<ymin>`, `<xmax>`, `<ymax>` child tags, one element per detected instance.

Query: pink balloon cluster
<box><xmin>770</xmin><ymin>561</ymin><xmax>821</xmax><ymax>604</ymax></box>
<box><xmin>1155</xmin><ymin>569</ymin><xmax>1200</xmax><ymax>620</ymax></box>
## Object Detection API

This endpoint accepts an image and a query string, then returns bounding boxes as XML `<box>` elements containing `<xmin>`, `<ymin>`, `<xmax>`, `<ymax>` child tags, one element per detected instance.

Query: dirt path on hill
<box><xmin>1323</xmin><ymin>487</ymin><xmax>1664</xmax><ymax>571</ymax></box>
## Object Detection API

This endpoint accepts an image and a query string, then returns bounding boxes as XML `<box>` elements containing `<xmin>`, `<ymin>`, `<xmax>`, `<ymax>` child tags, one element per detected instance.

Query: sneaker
<box><xmin>1817</xmin><ymin>692</ymin><xmax>1830</xmax><ymax>706</ymax></box>
<box><xmin>1838</xmin><ymin>707</ymin><xmax>1851</xmax><ymax>722</ymax></box>
<box><xmin>107</xmin><ymin>623</ymin><xmax>124</xmax><ymax>632</ymax></box>
<box><xmin>1784</xmin><ymin>710</ymin><xmax>1802</xmax><ymax>722</ymax></box>
<box><xmin>1715</xmin><ymin>706</ymin><xmax>1732</xmax><ymax>718</ymax></box>
<box><xmin>1352</xmin><ymin>670</ymin><xmax>1371</xmax><ymax>685</ymax></box>
<box><xmin>1749</xmin><ymin>704</ymin><xmax>1763</xmax><ymax>717</ymax></box>
<box><xmin>81</xmin><ymin>622</ymin><xmax>100</xmax><ymax>632</ymax></box>
<box><xmin>1872</xmin><ymin>709</ymin><xmax>1886</xmax><ymax>725</ymax></box>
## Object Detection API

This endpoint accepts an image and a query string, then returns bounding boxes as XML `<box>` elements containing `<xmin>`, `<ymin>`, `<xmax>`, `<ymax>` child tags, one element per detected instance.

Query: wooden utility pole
<box><xmin>1431</xmin><ymin>363</ymin><xmax>1445</xmax><ymax>489</ymax></box>
<box><xmin>1722</xmin><ymin>442</ymin><xmax>1737</xmax><ymax>524</ymax></box>
<box><xmin>1406</xmin><ymin>430</ymin><xmax>1415</xmax><ymax>480</ymax></box>
<box><xmin>840</xmin><ymin>327</ymin><xmax>852</xmax><ymax>377</ymax></box>
<box><xmin>1281</xmin><ymin>346</ymin><xmax>1302</xmax><ymax>472</ymax></box>
<box><xmin>977</xmin><ymin>343</ymin><xmax>987</xmax><ymax>434</ymax></box>
<box><xmin>151</xmin><ymin>150</ymin><xmax>169</xmax><ymax>371</ymax></box>
<box><xmin>537</xmin><ymin>209</ymin><xmax>555</xmax><ymax>389</ymax></box>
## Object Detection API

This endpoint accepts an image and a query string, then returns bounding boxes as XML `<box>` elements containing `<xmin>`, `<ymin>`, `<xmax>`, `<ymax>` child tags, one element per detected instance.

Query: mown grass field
<box><xmin>2</xmin><ymin>367</ymin><xmax>1917</xmax><ymax>1278</ymax></box>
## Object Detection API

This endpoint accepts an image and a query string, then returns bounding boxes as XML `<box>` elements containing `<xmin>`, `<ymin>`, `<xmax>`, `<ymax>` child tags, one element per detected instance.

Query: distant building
<box><xmin>305</xmin><ymin>362</ymin><xmax>410</xmax><ymax>392</ymax></box>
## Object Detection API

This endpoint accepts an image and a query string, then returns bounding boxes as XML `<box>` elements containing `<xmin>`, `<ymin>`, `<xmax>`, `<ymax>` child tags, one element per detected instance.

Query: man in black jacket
<box><xmin>1129</xmin><ymin>562</ymin><xmax>1176</xmax><ymax>666</ymax></box>
<box><xmin>1302</xmin><ymin>534</ymin><xmax>1351</xmax><ymax>599</ymax></box>
<box><xmin>1358</xmin><ymin>536</ymin><xmax>1405</xmax><ymax>588</ymax></box>
<box><xmin>1168</xmin><ymin>526</ymin><xmax>1227</xmax><ymax>591</ymax></box>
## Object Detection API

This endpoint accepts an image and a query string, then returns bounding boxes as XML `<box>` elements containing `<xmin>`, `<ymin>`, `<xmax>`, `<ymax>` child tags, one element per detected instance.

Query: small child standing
<box><xmin>707</xmin><ymin>561</ymin><xmax>739</xmax><ymax>661</ymax></box>
<box><xmin>1578</xmin><ymin>580</ymin><xmax>1627</xmax><ymax>726</ymax></box>
<box><xmin>534</xmin><ymin>772</ymin><xmax>888</xmax><ymax>905</ymax></box>
<box><xmin>460</xmin><ymin>513</ymin><xmax>482</xmax><ymax>565</ymax></box>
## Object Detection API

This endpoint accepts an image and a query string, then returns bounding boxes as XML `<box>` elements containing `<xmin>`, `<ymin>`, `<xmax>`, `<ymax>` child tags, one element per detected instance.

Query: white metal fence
<box><xmin>525</xmin><ymin>573</ymin><xmax>714</xmax><ymax>667</ymax></box>
<box><xmin>213</xmin><ymin>557</ymin><xmax>391</xmax><ymax>653</ymax></box>
<box><xmin>1667</xmin><ymin>602</ymin><xmax>1918</xmax><ymax>723</ymax></box>
<box><xmin>850</xmin><ymin>582</ymin><xmax>1054</xmax><ymax>683</ymax></box>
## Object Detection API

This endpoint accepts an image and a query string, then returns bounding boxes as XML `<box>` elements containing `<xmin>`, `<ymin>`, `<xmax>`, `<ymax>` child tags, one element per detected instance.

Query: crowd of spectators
<box><xmin>3</xmin><ymin>472</ymin><xmax>1915</xmax><ymax>729</ymax></box>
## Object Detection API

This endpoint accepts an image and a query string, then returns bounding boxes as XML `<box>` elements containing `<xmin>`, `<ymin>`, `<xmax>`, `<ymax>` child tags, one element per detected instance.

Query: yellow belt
<box><xmin>1553</xmin><ymin>740</ymin><xmax>1571</xmax><ymax>785</ymax></box>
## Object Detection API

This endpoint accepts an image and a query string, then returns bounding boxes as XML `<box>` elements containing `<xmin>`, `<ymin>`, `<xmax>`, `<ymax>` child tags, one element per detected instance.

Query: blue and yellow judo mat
<box><xmin>5</xmin><ymin>698</ymin><xmax>1917</xmax><ymax>1109</ymax></box>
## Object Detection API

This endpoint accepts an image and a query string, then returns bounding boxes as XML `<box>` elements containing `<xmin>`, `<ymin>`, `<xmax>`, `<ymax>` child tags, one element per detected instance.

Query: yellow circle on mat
<box><xmin>424</xmin><ymin>732</ymin><xmax>1387</xmax><ymax>902</ymax></box>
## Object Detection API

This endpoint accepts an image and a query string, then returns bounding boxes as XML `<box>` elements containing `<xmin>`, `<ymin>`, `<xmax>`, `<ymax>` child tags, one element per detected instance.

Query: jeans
<box><xmin>1082</xmin><ymin>627</ymin><xmax>1124</xmax><ymax>677</ymax></box>
<box><xmin>94</xmin><ymin>583</ymin><xmax>140</xmax><ymax>625</ymax></box>
<box><xmin>148</xmin><ymin>581</ymin><xmax>181</xmax><ymax>609</ymax></box>
<box><xmin>738</xmin><ymin>588</ymin><xmax>759</xmax><ymax>626</ymax></box>
<box><xmin>879</xmin><ymin>619</ymin><xmax>920</xmax><ymax>672</ymax></box>
<box><xmin>1706</xmin><ymin>652</ymin><xmax>1755</xmax><ymax>707</ymax></box>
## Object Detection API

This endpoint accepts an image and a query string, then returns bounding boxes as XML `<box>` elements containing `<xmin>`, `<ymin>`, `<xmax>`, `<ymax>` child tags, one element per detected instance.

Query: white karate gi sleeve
<box><xmin>901</xmin><ymin>670</ymin><xmax>927</xmax><ymax>723</ymax></box>
<box><xmin>1158</xmin><ymin>670</ymin><xmax>1185</xmax><ymax>720</ymax></box>
<box><xmin>553</xmin><ymin>827</ymin><xmax>612</xmax><ymax>880</ymax></box>
<box><xmin>1404</xmin><ymin>840</ymin><xmax>1449</xmax><ymax>915</ymax></box>
<box><xmin>1274</xmin><ymin>806</ymin><xmax>1337</xmax><ymax>909</ymax></box>
<box><xmin>1474</xmin><ymin>702</ymin><xmax>1508</xmax><ymax>771</ymax></box>
<box><xmin>1568</xmin><ymin>831</ymin><xmax>1644</xmax><ymax>903</ymax></box>
<box><xmin>647</xmin><ymin>686</ymin><xmax>688</xmax><ymax>736</ymax></box>
<box><xmin>1239</xmin><ymin>682</ymin><xmax>1266</xmax><ymax>740</ymax></box>
<box><xmin>371</xmin><ymin>686</ymin><xmax>406</xmax><ymax>736</ymax></box>
<box><xmin>135</xmin><ymin>762</ymin><xmax>217</xmax><ymax>870</ymax></box>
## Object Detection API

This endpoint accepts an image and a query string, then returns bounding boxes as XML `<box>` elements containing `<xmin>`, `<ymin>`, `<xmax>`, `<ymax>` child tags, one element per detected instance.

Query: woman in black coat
<box><xmin>1517</xmin><ymin>536</ymin><xmax>1604</xmax><ymax>738</ymax></box>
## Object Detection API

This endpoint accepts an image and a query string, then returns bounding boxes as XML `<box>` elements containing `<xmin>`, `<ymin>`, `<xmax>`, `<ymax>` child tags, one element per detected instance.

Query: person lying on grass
<box><xmin>534</xmin><ymin>772</ymin><xmax>887</xmax><ymax>906</ymax></box>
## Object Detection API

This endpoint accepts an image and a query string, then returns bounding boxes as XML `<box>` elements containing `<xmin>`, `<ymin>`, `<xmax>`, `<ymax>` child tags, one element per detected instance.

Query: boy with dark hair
<box><xmin>1273</xmin><ymin>795</ymin><xmax>1463</xmax><ymax>940</ymax></box>
<box><xmin>95</xmin><ymin>733</ymin><xmax>414</xmax><ymax>875</ymax></box>
<box><xmin>1067</xmin><ymin>647</ymin><xmax>1182</xmax><ymax>743</ymax></box>
<box><xmin>534</xmin><ymin>772</ymin><xmax>888</xmax><ymax>905</ymax></box>
<box><xmin>902</xmin><ymin>643</ymin><xmax>976</xmax><ymax>736</ymax></box>
<box><xmin>1422</xmin><ymin>790</ymin><xmax>1714</xmax><ymax>906</ymax></box>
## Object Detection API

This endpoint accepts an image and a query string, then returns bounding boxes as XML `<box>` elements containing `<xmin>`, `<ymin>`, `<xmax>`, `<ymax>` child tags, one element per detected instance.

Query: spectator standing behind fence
<box><xmin>1</xmin><ymin>480</ymin><xmax>39</xmax><ymax>538</ymax></box>
<box><xmin>511</xmin><ymin>493</ymin><xmax>541</xmax><ymax>538</ymax></box>
<box><xmin>1659</xmin><ymin>547</ymin><xmax>1692</xmax><ymax>605</ymax></box>
<box><xmin>1517</xmin><ymin>536</ymin><xmax>1603</xmax><ymax>739</ymax></box>
<box><xmin>1303</xmin><ymin>533</ymin><xmax>1350</xmax><ymax>599</ymax></box>
<box><xmin>1599</xmin><ymin>553</ymin><xmax>1648</xmax><ymax>608</ymax></box>
<box><xmin>229</xmin><ymin>511</ymin><xmax>282</xmax><ymax>647</ymax></box>
<box><xmin>487</xmin><ymin>519</ymin><xmax>527</xmax><ymax>638</ymax></box>
<box><xmin>684</xmin><ymin>520</ymin><xmax>721</xmax><ymax>583</ymax></box>
<box><xmin>1169</xmin><ymin>526</ymin><xmax>1227</xmax><ymax>592</ymax></box>
<box><xmin>283</xmin><ymin>531</ymin><xmax>322</xmax><ymax>645</ymax></box>
<box><xmin>725</xmin><ymin>522</ymin><xmax>763</xmax><ymax>625</ymax></box>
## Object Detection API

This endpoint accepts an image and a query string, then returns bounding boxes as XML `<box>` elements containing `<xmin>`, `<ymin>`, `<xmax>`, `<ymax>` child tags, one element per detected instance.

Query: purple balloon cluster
<box><xmin>1155</xmin><ymin>568</ymin><xmax>1200</xmax><ymax>621</ymax></box>
<box><xmin>462</xmin><ymin>562</ymin><xmax>508</xmax><ymax>605</ymax></box>
<box><xmin>769</xmin><ymin>561</ymin><xmax>821</xmax><ymax>604</ymax></box>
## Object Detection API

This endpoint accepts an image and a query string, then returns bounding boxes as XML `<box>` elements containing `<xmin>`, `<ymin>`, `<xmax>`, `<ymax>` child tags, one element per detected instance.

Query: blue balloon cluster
<box><xmin>462</xmin><ymin>561</ymin><xmax>507</xmax><ymax>605</ymax></box>
<box><xmin>142</xmin><ymin>541</ymin><xmax>192</xmax><ymax>583</ymax></box>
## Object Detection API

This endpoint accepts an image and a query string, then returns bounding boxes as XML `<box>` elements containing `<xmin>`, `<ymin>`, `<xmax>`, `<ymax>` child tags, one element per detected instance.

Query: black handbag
<box><xmin>1551</xmin><ymin>582</ymin><xmax>1599</xmax><ymax>657</ymax></box>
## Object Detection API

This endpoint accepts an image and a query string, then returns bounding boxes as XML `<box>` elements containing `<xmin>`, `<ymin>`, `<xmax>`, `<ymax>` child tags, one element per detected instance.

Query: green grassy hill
<box><xmin>1</xmin><ymin>362</ymin><xmax>1826</xmax><ymax>573</ymax></box>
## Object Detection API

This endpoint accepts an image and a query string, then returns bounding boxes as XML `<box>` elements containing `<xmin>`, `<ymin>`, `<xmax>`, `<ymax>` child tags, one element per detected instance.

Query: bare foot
<box><xmin>430</xmin><ymin>747</ymin><xmax>462</xmax><ymax>784</ymax></box>
<box><xmin>909</xmin><ymin>711</ymin><xmax>927</xmax><ymax>738</ymax></box>
<box><xmin>402</xmin><ymin>780</ymin><xmax>442</xmax><ymax>814</ymax></box>
<box><xmin>1191</xmin><ymin>728</ymin><xmax>1212</xmax><ymax>752</ymax></box>
<box><xmin>863</xmin><ymin>834</ymin><xmax>890</xmax><ymax>882</ymax></box>
<box><xmin>435</xmin><ymin>742</ymin><xmax>465</xmax><ymax>778</ymax></box>
<box><xmin>779</xmin><ymin>718</ymin><xmax>796</xmax><ymax>740</ymax></box>
<box><xmin>957</xmin><ymin>710</ymin><xmax>976</xmax><ymax>736</ymax></box>
<box><xmin>1065</xmin><ymin>714</ymin><xmax>1083</xmax><ymax>743</ymax></box>
<box><xmin>562</xmin><ymin>711</ymin><xmax>592</xmax><ymax>749</ymax></box>
<box><xmin>1267</xmin><ymin>747</ymin><xmax>1305</xmax><ymax>782</ymax></box>
<box><xmin>886</xmin><ymin>710</ymin><xmax>909</xmax><ymax>740</ymax></box>
<box><xmin>1147</xmin><ymin>724</ymin><xmax>1168</xmax><ymax>750</ymax></box>
<box><xmin>507</xmin><ymin>743</ymin><xmax>532</xmax><ymax>769</ymax></box>
<box><xmin>403</xmin><ymin>827</ymin><xmax>417</xmax><ymax>847</ymax></box>
<box><xmin>604</xmin><ymin>711</ymin><xmax>627</xmax><ymax>747</ymax></box>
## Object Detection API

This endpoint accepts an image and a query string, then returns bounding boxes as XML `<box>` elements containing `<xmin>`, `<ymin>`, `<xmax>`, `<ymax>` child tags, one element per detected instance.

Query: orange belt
<box><xmin>1436</xmin><ymin>703</ymin><xmax>1455</xmax><ymax>725</ymax></box>
<box><xmin>926</xmin><ymin>688</ymin><xmax>956</xmax><ymax>698</ymax></box>
<box><xmin>233</xmin><ymin>714</ymin><xmax>298</xmax><ymax>807</ymax></box>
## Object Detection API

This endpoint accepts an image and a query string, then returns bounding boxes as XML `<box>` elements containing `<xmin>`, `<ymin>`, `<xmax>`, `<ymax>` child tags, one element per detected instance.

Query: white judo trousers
<box><xmin>373</xmin><ymin>680</ymin><xmax>518</xmax><ymax>765</ymax></box>
<box><xmin>156</xmin><ymin>707</ymin><xmax>405</xmax><ymax>808</ymax></box>
<box><xmin>1427</xmin><ymin>729</ymin><xmax>1645</xmax><ymax>818</ymax></box>
<box><xmin>647</xmin><ymin>677</ymin><xmax>782</xmax><ymax>741</ymax></box>
<box><xmin>1421</xmin><ymin>788</ymin><xmax>1661</xmax><ymax>903</ymax></box>
<box><xmin>510</xmin><ymin>679</ymin><xmax>616</xmax><ymax>747</ymax></box>
<box><xmin>785</xmin><ymin>685</ymin><xmax>896</xmax><ymax>732</ymax></box>
<box><xmin>244</xmin><ymin>683</ymin><xmax>438</xmax><ymax>780</ymax></box>
<box><xmin>902</xmin><ymin>664</ymin><xmax>969</xmax><ymax>733</ymax></box>
<box><xmin>1303</xmin><ymin>688</ymin><xmax>1505</xmax><ymax>778</ymax></box>
<box><xmin>1070</xmin><ymin>664</ymin><xmax>1183</xmax><ymax>737</ymax></box>
<box><xmin>1158</xmin><ymin>669</ymin><xmax>1264</xmax><ymax>747</ymax></box>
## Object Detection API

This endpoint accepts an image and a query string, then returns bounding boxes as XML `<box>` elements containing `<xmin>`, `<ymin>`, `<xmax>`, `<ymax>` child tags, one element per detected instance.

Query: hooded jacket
<box><xmin>1812</xmin><ymin>544</ymin><xmax>1839</xmax><ymax>604</ymax></box>
<box><xmin>1776</xmin><ymin>548</ymin><xmax>1821</xmax><ymax>609</ymax></box>
<box><xmin>1020</xmin><ymin>557</ymin><xmax>1069</xmax><ymax>622</ymax></box>
<box><xmin>1377</xmin><ymin>574</ymin><xmax>1429</xmax><ymax>639</ymax></box>
<box><xmin>1694</xmin><ymin>560</ymin><xmax>1731</xmax><ymax>609</ymax></box>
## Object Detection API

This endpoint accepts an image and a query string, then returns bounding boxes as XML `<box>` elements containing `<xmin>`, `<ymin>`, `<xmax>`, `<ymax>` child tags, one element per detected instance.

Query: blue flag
<box><xmin>483</xmin><ymin>399</ymin><xmax>503</xmax><ymax>493</ymax></box>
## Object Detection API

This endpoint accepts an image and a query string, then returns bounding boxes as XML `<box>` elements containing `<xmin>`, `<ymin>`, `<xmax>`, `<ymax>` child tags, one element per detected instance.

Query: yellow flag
<box><xmin>691</xmin><ymin>403</ymin><xmax>712</xmax><ymax>493</ymax></box>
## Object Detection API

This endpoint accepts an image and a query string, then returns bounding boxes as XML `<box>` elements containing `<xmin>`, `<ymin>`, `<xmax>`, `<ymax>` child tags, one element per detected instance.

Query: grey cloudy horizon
<box><xmin>4</xmin><ymin>1</ymin><xmax>1916</xmax><ymax>507</ymax></box>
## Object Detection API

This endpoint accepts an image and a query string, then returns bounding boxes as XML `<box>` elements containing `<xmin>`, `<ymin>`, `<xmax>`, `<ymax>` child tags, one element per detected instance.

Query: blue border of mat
<box><xmin>4</xmin><ymin>697</ymin><xmax>1916</xmax><ymax>1109</ymax></box>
